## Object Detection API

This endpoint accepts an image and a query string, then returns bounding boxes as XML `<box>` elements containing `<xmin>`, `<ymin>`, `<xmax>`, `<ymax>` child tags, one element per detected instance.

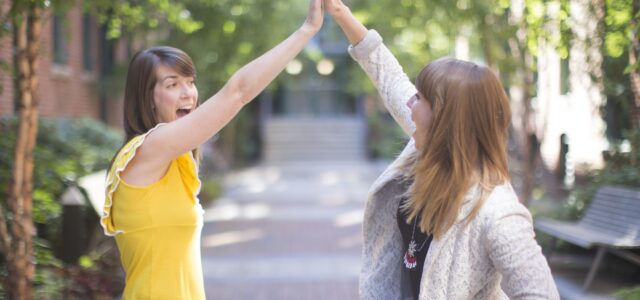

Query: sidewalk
<box><xmin>199</xmin><ymin>161</ymin><xmax>637</xmax><ymax>299</ymax></box>
<box><xmin>201</xmin><ymin>161</ymin><xmax>387</xmax><ymax>300</ymax></box>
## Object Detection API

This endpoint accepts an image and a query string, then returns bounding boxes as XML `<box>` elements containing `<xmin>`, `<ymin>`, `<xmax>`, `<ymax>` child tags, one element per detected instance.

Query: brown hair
<box><xmin>123</xmin><ymin>46</ymin><xmax>197</xmax><ymax>140</ymax></box>
<box><xmin>109</xmin><ymin>46</ymin><xmax>200</xmax><ymax>171</ymax></box>
<box><xmin>404</xmin><ymin>57</ymin><xmax>512</xmax><ymax>239</ymax></box>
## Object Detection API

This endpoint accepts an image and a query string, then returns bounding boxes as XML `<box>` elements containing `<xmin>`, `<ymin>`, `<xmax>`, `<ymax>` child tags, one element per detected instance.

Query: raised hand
<box><xmin>323</xmin><ymin>0</ymin><xmax>366</xmax><ymax>45</ymax></box>
<box><xmin>303</xmin><ymin>0</ymin><xmax>324</xmax><ymax>33</ymax></box>
<box><xmin>324</xmin><ymin>0</ymin><xmax>349</xmax><ymax>17</ymax></box>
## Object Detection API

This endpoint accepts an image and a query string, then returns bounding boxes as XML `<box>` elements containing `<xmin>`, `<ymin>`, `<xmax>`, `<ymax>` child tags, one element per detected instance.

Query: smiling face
<box><xmin>407</xmin><ymin>92</ymin><xmax>432</xmax><ymax>150</ymax></box>
<box><xmin>152</xmin><ymin>64</ymin><xmax>198</xmax><ymax>123</ymax></box>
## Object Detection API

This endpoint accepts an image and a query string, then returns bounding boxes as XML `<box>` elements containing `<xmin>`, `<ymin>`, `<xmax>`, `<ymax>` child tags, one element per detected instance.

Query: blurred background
<box><xmin>0</xmin><ymin>0</ymin><xmax>638</xmax><ymax>299</ymax></box>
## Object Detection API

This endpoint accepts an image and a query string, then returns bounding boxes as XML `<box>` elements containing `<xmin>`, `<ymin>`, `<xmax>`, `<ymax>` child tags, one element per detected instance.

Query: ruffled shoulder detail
<box><xmin>100</xmin><ymin>123</ymin><xmax>165</xmax><ymax>236</ymax></box>
<box><xmin>176</xmin><ymin>151</ymin><xmax>202</xmax><ymax>204</ymax></box>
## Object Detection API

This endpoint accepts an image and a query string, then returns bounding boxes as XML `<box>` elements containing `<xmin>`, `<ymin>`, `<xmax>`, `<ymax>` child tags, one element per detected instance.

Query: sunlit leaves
<box><xmin>607</xmin><ymin>31</ymin><xmax>629</xmax><ymax>57</ymax></box>
<box><xmin>604</xmin><ymin>0</ymin><xmax>633</xmax><ymax>58</ymax></box>
<box><xmin>223</xmin><ymin>21</ymin><xmax>236</xmax><ymax>34</ymax></box>
<box><xmin>86</xmin><ymin>0</ymin><xmax>203</xmax><ymax>39</ymax></box>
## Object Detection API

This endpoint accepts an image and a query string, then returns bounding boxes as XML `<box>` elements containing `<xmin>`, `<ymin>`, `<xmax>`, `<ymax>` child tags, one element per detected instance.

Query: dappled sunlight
<box><xmin>202</xmin><ymin>228</ymin><xmax>264</xmax><ymax>249</ymax></box>
<box><xmin>318</xmin><ymin>194</ymin><xmax>353</xmax><ymax>206</ymax></box>
<box><xmin>317</xmin><ymin>169</ymin><xmax>371</xmax><ymax>186</ymax></box>
<box><xmin>338</xmin><ymin>233</ymin><xmax>362</xmax><ymax>249</ymax></box>
<box><xmin>203</xmin><ymin>200</ymin><xmax>271</xmax><ymax>222</ymax></box>
<box><xmin>226</xmin><ymin>167</ymin><xmax>282</xmax><ymax>194</ymax></box>
<box><xmin>320</xmin><ymin>171</ymin><xmax>341</xmax><ymax>185</ymax></box>
<box><xmin>334</xmin><ymin>210</ymin><xmax>363</xmax><ymax>227</ymax></box>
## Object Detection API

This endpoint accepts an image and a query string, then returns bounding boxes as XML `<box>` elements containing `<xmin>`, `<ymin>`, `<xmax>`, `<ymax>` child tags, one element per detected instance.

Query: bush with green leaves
<box><xmin>559</xmin><ymin>129</ymin><xmax>640</xmax><ymax>220</ymax></box>
<box><xmin>366</xmin><ymin>110</ymin><xmax>407</xmax><ymax>160</ymax></box>
<box><xmin>615</xmin><ymin>286</ymin><xmax>640</xmax><ymax>300</ymax></box>
<box><xmin>0</xmin><ymin>117</ymin><xmax>122</xmax><ymax>295</ymax></box>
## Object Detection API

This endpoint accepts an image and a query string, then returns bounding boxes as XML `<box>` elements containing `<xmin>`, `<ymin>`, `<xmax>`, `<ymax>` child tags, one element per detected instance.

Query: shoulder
<box><xmin>477</xmin><ymin>183</ymin><xmax>532</xmax><ymax>226</ymax></box>
<box><xmin>110</xmin><ymin>124</ymin><xmax>167</xmax><ymax>173</ymax></box>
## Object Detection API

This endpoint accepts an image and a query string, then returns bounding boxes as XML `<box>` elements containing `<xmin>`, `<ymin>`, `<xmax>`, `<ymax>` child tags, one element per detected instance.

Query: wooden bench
<box><xmin>534</xmin><ymin>185</ymin><xmax>640</xmax><ymax>290</ymax></box>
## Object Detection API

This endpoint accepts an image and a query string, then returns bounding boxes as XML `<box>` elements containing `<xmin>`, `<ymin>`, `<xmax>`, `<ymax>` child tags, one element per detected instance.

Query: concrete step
<box><xmin>264</xmin><ymin>117</ymin><xmax>366</xmax><ymax>161</ymax></box>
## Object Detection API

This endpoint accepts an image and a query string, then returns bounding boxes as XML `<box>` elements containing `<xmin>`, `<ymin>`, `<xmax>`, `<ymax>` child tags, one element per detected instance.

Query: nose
<box><xmin>406</xmin><ymin>95</ymin><xmax>415</xmax><ymax>109</ymax></box>
<box><xmin>181</xmin><ymin>84</ymin><xmax>195</xmax><ymax>98</ymax></box>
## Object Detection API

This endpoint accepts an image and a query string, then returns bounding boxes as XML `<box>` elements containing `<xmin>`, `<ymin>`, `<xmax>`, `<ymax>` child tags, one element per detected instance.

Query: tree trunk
<box><xmin>518</xmin><ymin>56</ymin><xmax>538</xmax><ymax>208</ymax></box>
<box><xmin>4</xmin><ymin>3</ymin><xmax>41</xmax><ymax>299</ymax></box>
<box><xmin>629</xmin><ymin>0</ymin><xmax>640</xmax><ymax>129</ymax></box>
<box><xmin>509</xmin><ymin>0</ymin><xmax>539</xmax><ymax>206</ymax></box>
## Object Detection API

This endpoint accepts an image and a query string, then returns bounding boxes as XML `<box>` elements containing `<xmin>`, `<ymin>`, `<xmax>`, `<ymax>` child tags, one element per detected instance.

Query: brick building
<box><xmin>0</xmin><ymin>1</ymin><xmax>129</xmax><ymax>128</ymax></box>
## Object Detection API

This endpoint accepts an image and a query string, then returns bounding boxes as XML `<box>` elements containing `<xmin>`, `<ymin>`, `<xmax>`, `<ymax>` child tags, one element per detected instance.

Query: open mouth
<box><xmin>176</xmin><ymin>108</ymin><xmax>192</xmax><ymax>118</ymax></box>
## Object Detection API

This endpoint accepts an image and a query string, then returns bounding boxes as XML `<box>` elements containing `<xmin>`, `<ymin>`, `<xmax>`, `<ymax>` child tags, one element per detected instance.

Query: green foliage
<box><xmin>200</xmin><ymin>177</ymin><xmax>224</xmax><ymax>207</ymax></box>
<box><xmin>1</xmin><ymin>117</ymin><xmax>121</xmax><ymax>226</ymax></box>
<box><xmin>615</xmin><ymin>286</ymin><xmax>640</xmax><ymax>300</ymax></box>
<box><xmin>33</xmin><ymin>238</ymin><xmax>66</xmax><ymax>298</ymax></box>
<box><xmin>366</xmin><ymin>110</ymin><xmax>408</xmax><ymax>160</ymax></box>
<box><xmin>164</xmin><ymin>0</ymin><xmax>304</xmax><ymax>97</ymax></box>
<box><xmin>159</xmin><ymin>0</ymin><xmax>307</xmax><ymax>165</ymax></box>
<box><xmin>560</xmin><ymin>129</ymin><xmax>640</xmax><ymax>220</ymax></box>
<box><xmin>0</xmin><ymin>117</ymin><xmax>122</xmax><ymax>295</ymax></box>
<box><xmin>85</xmin><ymin>0</ymin><xmax>203</xmax><ymax>39</ymax></box>
<box><xmin>604</xmin><ymin>0</ymin><xmax>633</xmax><ymax>58</ymax></box>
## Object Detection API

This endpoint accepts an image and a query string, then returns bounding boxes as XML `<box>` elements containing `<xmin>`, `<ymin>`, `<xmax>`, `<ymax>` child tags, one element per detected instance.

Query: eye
<box><xmin>167</xmin><ymin>82</ymin><xmax>177</xmax><ymax>88</ymax></box>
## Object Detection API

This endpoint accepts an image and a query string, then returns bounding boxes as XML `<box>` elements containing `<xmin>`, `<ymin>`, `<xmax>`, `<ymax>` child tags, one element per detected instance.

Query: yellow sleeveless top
<box><xmin>101</xmin><ymin>125</ymin><xmax>205</xmax><ymax>300</ymax></box>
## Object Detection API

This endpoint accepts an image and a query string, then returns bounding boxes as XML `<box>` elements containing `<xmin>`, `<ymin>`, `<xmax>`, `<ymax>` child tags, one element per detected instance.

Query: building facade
<box><xmin>0</xmin><ymin>1</ymin><xmax>129</xmax><ymax>128</ymax></box>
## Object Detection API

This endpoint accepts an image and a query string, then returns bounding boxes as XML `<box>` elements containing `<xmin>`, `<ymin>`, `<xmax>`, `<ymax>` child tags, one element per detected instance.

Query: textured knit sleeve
<box><xmin>348</xmin><ymin>30</ymin><xmax>417</xmax><ymax>136</ymax></box>
<box><xmin>484</xmin><ymin>197</ymin><xmax>560</xmax><ymax>299</ymax></box>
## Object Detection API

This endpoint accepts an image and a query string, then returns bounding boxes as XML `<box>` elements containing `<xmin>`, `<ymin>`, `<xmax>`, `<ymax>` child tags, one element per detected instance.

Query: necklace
<box><xmin>403</xmin><ymin>216</ymin><xmax>429</xmax><ymax>269</ymax></box>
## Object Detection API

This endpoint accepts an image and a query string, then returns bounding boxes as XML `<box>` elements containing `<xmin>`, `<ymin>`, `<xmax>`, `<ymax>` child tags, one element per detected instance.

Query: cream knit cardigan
<box><xmin>350</xmin><ymin>30</ymin><xmax>560</xmax><ymax>300</ymax></box>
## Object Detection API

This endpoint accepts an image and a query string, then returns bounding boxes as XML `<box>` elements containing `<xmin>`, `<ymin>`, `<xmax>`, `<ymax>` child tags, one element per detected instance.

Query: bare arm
<box><xmin>324</xmin><ymin>0</ymin><xmax>367</xmax><ymax>45</ymax></box>
<box><xmin>326</xmin><ymin>0</ymin><xmax>416</xmax><ymax>136</ymax></box>
<box><xmin>125</xmin><ymin>0</ymin><xmax>324</xmax><ymax>185</ymax></box>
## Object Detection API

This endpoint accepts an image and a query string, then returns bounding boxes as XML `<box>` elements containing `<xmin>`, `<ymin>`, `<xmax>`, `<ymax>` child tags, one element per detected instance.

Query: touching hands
<box><xmin>303</xmin><ymin>0</ymin><xmax>324</xmax><ymax>33</ymax></box>
<box><xmin>324</xmin><ymin>0</ymin><xmax>349</xmax><ymax>17</ymax></box>
<box><xmin>322</xmin><ymin>0</ymin><xmax>366</xmax><ymax>45</ymax></box>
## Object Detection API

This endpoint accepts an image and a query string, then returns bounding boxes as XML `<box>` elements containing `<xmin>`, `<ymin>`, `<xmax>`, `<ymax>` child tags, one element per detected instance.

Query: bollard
<box><xmin>60</xmin><ymin>185</ymin><xmax>87</xmax><ymax>264</ymax></box>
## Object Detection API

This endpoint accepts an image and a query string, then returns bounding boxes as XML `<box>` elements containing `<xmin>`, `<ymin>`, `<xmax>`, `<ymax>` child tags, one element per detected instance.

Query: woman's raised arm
<box><xmin>126</xmin><ymin>0</ymin><xmax>324</xmax><ymax>185</ymax></box>
<box><xmin>325</xmin><ymin>0</ymin><xmax>416</xmax><ymax>136</ymax></box>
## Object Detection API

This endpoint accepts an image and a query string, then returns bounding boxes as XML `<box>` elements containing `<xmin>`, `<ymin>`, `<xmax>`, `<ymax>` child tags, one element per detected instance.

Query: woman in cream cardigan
<box><xmin>324</xmin><ymin>0</ymin><xmax>559</xmax><ymax>299</ymax></box>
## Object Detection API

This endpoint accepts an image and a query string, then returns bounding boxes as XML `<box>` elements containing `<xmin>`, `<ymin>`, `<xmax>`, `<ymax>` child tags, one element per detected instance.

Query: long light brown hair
<box><xmin>109</xmin><ymin>46</ymin><xmax>200</xmax><ymax>171</ymax></box>
<box><xmin>404</xmin><ymin>58</ymin><xmax>512</xmax><ymax>240</ymax></box>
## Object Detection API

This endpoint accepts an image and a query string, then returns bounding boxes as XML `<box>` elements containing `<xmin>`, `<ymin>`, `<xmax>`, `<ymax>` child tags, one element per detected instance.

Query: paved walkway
<box><xmin>201</xmin><ymin>161</ymin><xmax>387</xmax><ymax>300</ymax></box>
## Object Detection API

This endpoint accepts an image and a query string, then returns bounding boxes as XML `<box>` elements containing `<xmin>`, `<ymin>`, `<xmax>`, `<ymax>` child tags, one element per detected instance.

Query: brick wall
<box><xmin>0</xmin><ymin>1</ymin><xmax>127</xmax><ymax>130</ymax></box>
<box><xmin>0</xmin><ymin>0</ymin><xmax>13</xmax><ymax>115</ymax></box>
<box><xmin>38</xmin><ymin>6</ymin><xmax>101</xmax><ymax>120</ymax></box>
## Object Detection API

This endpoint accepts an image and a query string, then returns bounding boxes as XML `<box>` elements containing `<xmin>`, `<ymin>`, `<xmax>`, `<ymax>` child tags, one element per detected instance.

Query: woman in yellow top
<box><xmin>100</xmin><ymin>2</ymin><xmax>324</xmax><ymax>299</ymax></box>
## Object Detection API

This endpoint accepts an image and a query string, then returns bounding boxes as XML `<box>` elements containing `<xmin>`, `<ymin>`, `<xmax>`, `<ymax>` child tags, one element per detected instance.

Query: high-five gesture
<box><xmin>104</xmin><ymin>5</ymin><xmax>328</xmax><ymax>297</ymax></box>
<box><xmin>304</xmin><ymin>0</ymin><xmax>325</xmax><ymax>33</ymax></box>
<box><xmin>323</xmin><ymin>0</ymin><xmax>367</xmax><ymax>45</ymax></box>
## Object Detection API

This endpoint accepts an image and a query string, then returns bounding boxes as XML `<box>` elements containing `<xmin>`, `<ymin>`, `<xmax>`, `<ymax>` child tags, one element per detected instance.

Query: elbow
<box><xmin>222</xmin><ymin>77</ymin><xmax>249</xmax><ymax>107</ymax></box>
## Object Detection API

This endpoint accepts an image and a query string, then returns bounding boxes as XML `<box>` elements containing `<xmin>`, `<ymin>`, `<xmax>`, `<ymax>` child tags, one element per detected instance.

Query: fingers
<box><xmin>304</xmin><ymin>0</ymin><xmax>324</xmax><ymax>32</ymax></box>
<box><xmin>323</xmin><ymin>0</ymin><xmax>346</xmax><ymax>16</ymax></box>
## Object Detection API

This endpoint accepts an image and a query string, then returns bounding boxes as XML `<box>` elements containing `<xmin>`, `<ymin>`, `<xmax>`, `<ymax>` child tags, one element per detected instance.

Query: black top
<box><xmin>397</xmin><ymin>196</ymin><xmax>433</xmax><ymax>300</ymax></box>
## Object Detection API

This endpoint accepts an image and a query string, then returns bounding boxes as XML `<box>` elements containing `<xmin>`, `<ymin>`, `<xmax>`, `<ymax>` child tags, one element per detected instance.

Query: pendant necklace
<box><xmin>403</xmin><ymin>217</ymin><xmax>429</xmax><ymax>269</ymax></box>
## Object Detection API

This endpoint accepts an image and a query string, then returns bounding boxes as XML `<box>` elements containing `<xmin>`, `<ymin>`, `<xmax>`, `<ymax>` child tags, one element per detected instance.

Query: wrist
<box><xmin>300</xmin><ymin>22</ymin><xmax>320</xmax><ymax>36</ymax></box>
<box><xmin>331</xmin><ymin>5</ymin><xmax>352</xmax><ymax>22</ymax></box>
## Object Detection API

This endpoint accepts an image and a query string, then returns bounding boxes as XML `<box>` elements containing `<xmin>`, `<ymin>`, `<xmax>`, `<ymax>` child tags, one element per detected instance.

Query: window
<box><xmin>52</xmin><ymin>14</ymin><xmax>68</xmax><ymax>65</ymax></box>
<box><xmin>82</xmin><ymin>13</ymin><xmax>93</xmax><ymax>72</ymax></box>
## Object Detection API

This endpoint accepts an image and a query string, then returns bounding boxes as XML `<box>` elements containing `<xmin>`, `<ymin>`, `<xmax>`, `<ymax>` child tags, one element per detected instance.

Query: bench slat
<box><xmin>534</xmin><ymin>186</ymin><xmax>640</xmax><ymax>249</ymax></box>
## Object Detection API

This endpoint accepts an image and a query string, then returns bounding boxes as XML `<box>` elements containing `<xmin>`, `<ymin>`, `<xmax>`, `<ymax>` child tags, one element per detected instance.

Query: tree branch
<box><xmin>0</xmin><ymin>204</ymin><xmax>11</xmax><ymax>256</ymax></box>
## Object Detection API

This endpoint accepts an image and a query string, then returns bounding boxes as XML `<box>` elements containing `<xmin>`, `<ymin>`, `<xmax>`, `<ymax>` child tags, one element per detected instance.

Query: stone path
<box><xmin>201</xmin><ymin>161</ymin><xmax>386</xmax><ymax>300</ymax></box>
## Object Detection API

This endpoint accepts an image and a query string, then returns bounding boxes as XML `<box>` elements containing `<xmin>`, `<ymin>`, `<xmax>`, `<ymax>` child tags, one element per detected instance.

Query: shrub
<box><xmin>614</xmin><ymin>286</ymin><xmax>640</xmax><ymax>300</ymax></box>
<box><xmin>0</xmin><ymin>117</ymin><xmax>122</xmax><ymax>297</ymax></box>
<box><xmin>559</xmin><ymin>129</ymin><xmax>640</xmax><ymax>220</ymax></box>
